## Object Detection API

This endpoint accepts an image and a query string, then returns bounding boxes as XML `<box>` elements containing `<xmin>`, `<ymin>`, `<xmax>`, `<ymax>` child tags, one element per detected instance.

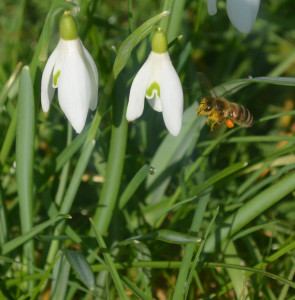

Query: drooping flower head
<box><xmin>207</xmin><ymin>0</ymin><xmax>261</xmax><ymax>33</ymax></box>
<box><xmin>41</xmin><ymin>12</ymin><xmax>98</xmax><ymax>133</ymax></box>
<box><xmin>127</xmin><ymin>28</ymin><xmax>183</xmax><ymax>136</ymax></box>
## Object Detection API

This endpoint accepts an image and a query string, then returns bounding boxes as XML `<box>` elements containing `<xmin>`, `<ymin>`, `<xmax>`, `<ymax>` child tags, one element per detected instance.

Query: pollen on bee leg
<box><xmin>226</xmin><ymin>119</ymin><xmax>234</xmax><ymax>128</ymax></box>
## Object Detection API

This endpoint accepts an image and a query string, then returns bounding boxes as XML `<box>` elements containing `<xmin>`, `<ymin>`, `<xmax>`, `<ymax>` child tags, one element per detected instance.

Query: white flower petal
<box><xmin>207</xmin><ymin>0</ymin><xmax>217</xmax><ymax>16</ymax></box>
<box><xmin>52</xmin><ymin>40</ymin><xmax>66</xmax><ymax>88</ymax></box>
<box><xmin>58</xmin><ymin>41</ymin><xmax>93</xmax><ymax>133</ymax></box>
<box><xmin>41</xmin><ymin>46</ymin><xmax>58</xmax><ymax>112</ymax></box>
<box><xmin>227</xmin><ymin>0</ymin><xmax>260</xmax><ymax>33</ymax></box>
<box><xmin>82</xmin><ymin>42</ymin><xmax>99</xmax><ymax>111</ymax></box>
<box><xmin>159</xmin><ymin>53</ymin><xmax>183</xmax><ymax>136</ymax></box>
<box><xmin>126</xmin><ymin>54</ymin><xmax>152</xmax><ymax>121</ymax></box>
<box><xmin>145</xmin><ymin>52</ymin><xmax>163</xmax><ymax>112</ymax></box>
<box><xmin>147</xmin><ymin>94</ymin><xmax>162</xmax><ymax>112</ymax></box>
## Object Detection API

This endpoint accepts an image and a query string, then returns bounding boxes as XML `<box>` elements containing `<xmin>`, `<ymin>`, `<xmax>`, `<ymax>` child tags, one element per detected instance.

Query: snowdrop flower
<box><xmin>207</xmin><ymin>0</ymin><xmax>260</xmax><ymax>33</ymax></box>
<box><xmin>41</xmin><ymin>13</ymin><xmax>98</xmax><ymax>133</ymax></box>
<box><xmin>126</xmin><ymin>28</ymin><xmax>183</xmax><ymax>136</ymax></box>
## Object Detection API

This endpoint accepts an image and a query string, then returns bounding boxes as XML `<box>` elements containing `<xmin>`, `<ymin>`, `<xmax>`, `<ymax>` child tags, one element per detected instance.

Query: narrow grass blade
<box><xmin>46</xmin><ymin>140</ymin><xmax>95</xmax><ymax>265</ymax></box>
<box><xmin>119</xmin><ymin>164</ymin><xmax>150</xmax><ymax>209</ymax></box>
<box><xmin>55</xmin><ymin>124</ymin><xmax>89</xmax><ymax>172</ymax></box>
<box><xmin>191</xmin><ymin>161</ymin><xmax>248</xmax><ymax>196</ymax></box>
<box><xmin>143</xmin><ymin>123</ymin><xmax>239</xmax><ymax>229</ymax></box>
<box><xmin>214</xmin><ymin>76</ymin><xmax>295</xmax><ymax>97</ymax></box>
<box><xmin>0</xmin><ymin>108</ymin><xmax>18</xmax><ymax>165</ymax></box>
<box><xmin>0</xmin><ymin>184</ymin><xmax>8</xmax><ymax>245</ymax></box>
<box><xmin>121</xmin><ymin>230</ymin><xmax>201</xmax><ymax>245</ymax></box>
<box><xmin>113</xmin><ymin>11</ymin><xmax>170</xmax><ymax>79</ymax></box>
<box><xmin>28</xmin><ymin>254</ymin><xmax>61</xmax><ymax>300</ymax></box>
<box><xmin>232</xmin><ymin>221</ymin><xmax>278</xmax><ymax>241</ymax></box>
<box><xmin>259</xmin><ymin>110</ymin><xmax>295</xmax><ymax>122</ymax></box>
<box><xmin>143</xmin><ymin>160</ymin><xmax>246</xmax><ymax>228</ymax></box>
<box><xmin>121</xmin><ymin>276</ymin><xmax>152</xmax><ymax>300</ymax></box>
<box><xmin>0</xmin><ymin>61</ymin><xmax>22</xmax><ymax>107</ymax></box>
<box><xmin>203</xmin><ymin>171</ymin><xmax>295</xmax><ymax>254</ymax></box>
<box><xmin>166</xmin><ymin>0</ymin><xmax>185</xmax><ymax>41</ymax></box>
<box><xmin>89</xmin><ymin>218</ymin><xmax>128</xmax><ymax>300</ymax></box>
<box><xmin>63</xmin><ymin>250</ymin><xmax>95</xmax><ymax>290</ymax></box>
<box><xmin>205</xmin><ymin>262</ymin><xmax>295</xmax><ymax>290</ymax></box>
<box><xmin>49</xmin><ymin>251</ymin><xmax>90</xmax><ymax>300</ymax></box>
<box><xmin>2</xmin><ymin>215</ymin><xmax>70</xmax><ymax>255</ymax></box>
<box><xmin>218</xmin><ymin>238</ymin><xmax>295</xmax><ymax>296</ymax></box>
<box><xmin>172</xmin><ymin>190</ymin><xmax>211</xmax><ymax>300</ymax></box>
<box><xmin>184</xmin><ymin>206</ymin><xmax>219</xmax><ymax>299</ymax></box>
<box><xmin>90</xmin><ymin>78</ymin><xmax>128</xmax><ymax>236</ymax></box>
<box><xmin>278</xmin><ymin>265</ymin><xmax>295</xmax><ymax>300</ymax></box>
<box><xmin>59</xmin><ymin>140</ymin><xmax>95</xmax><ymax>214</ymax></box>
<box><xmin>145</xmin><ymin>102</ymin><xmax>204</xmax><ymax>207</ymax></box>
<box><xmin>224</xmin><ymin>241</ymin><xmax>250</xmax><ymax>299</ymax></box>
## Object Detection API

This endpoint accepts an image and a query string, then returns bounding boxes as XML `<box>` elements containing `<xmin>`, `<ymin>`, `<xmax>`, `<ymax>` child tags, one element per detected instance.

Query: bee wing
<box><xmin>196</xmin><ymin>72</ymin><xmax>218</xmax><ymax>98</ymax></box>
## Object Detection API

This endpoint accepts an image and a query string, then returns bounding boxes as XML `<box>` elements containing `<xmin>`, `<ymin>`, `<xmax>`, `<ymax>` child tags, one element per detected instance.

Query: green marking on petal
<box><xmin>146</xmin><ymin>82</ymin><xmax>161</xmax><ymax>99</ymax></box>
<box><xmin>53</xmin><ymin>70</ymin><xmax>61</xmax><ymax>87</ymax></box>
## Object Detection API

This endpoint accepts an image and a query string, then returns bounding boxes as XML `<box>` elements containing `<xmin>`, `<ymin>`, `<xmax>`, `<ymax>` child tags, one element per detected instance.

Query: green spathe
<box><xmin>151</xmin><ymin>28</ymin><xmax>168</xmax><ymax>54</ymax></box>
<box><xmin>59</xmin><ymin>13</ymin><xmax>78</xmax><ymax>41</ymax></box>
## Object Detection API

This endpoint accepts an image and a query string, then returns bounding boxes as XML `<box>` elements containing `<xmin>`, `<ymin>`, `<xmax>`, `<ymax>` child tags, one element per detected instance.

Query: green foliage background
<box><xmin>1</xmin><ymin>0</ymin><xmax>295</xmax><ymax>299</ymax></box>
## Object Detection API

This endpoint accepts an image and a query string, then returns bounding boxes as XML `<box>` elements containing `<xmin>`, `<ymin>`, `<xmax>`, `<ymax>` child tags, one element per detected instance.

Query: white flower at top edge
<box><xmin>126</xmin><ymin>28</ymin><xmax>183</xmax><ymax>136</ymax></box>
<box><xmin>207</xmin><ymin>0</ymin><xmax>261</xmax><ymax>33</ymax></box>
<box><xmin>41</xmin><ymin>13</ymin><xmax>98</xmax><ymax>133</ymax></box>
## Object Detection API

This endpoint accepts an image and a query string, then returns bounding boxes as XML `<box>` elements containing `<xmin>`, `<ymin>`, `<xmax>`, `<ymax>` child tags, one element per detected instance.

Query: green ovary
<box><xmin>60</xmin><ymin>13</ymin><xmax>78</xmax><ymax>41</ymax></box>
<box><xmin>146</xmin><ymin>82</ymin><xmax>161</xmax><ymax>99</ymax></box>
<box><xmin>53</xmin><ymin>70</ymin><xmax>61</xmax><ymax>87</ymax></box>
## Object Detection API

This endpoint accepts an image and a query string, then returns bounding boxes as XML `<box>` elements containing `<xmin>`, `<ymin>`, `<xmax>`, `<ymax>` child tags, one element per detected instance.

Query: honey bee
<box><xmin>196</xmin><ymin>73</ymin><xmax>253</xmax><ymax>131</ymax></box>
<box><xmin>197</xmin><ymin>97</ymin><xmax>253</xmax><ymax>131</ymax></box>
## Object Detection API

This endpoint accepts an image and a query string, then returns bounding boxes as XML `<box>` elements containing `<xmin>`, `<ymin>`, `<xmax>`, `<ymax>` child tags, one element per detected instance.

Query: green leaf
<box><xmin>172</xmin><ymin>190</ymin><xmax>212</xmax><ymax>300</ymax></box>
<box><xmin>214</xmin><ymin>76</ymin><xmax>295</xmax><ymax>97</ymax></box>
<box><xmin>223</xmin><ymin>241</ymin><xmax>250</xmax><ymax>299</ymax></box>
<box><xmin>156</xmin><ymin>229</ymin><xmax>201</xmax><ymax>244</ymax></box>
<box><xmin>16</xmin><ymin>66</ymin><xmax>35</xmax><ymax>290</ymax></box>
<box><xmin>121</xmin><ymin>229</ymin><xmax>201</xmax><ymax>245</ymax></box>
<box><xmin>55</xmin><ymin>124</ymin><xmax>89</xmax><ymax>172</ymax></box>
<box><xmin>118</xmin><ymin>164</ymin><xmax>151</xmax><ymax>209</ymax></box>
<box><xmin>113</xmin><ymin>11</ymin><xmax>170</xmax><ymax>79</ymax></box>
<box><xmin>89</xmin><ymin>218</ymin><xmax>128</xmax><ymax>300</ymax></box>
<box><xmin>16</xmin><ymin>66</ymin><xmax>35</xmax><ymax>235</ymax></box>
<box><xmin>2</xmin><ymin>215</ymin><xmax>70</xmax><ymax>254</ymax></box>
<box><xmin>0</xmin><ymin>61</ymin><xmax>22</xmax><ymax>107</ymax></box>
<box><xmin>203</xmin><ymin>171</ymin><xmax>295</xmax><ymax>254</ymax></box>
<box><xmin>145</xmin><ymin>102</ymin><xmax>205</xmax><ymax>207</ymax></box>
<box><xmin>63</xmin><ymin>250</ymin><xmax>95</xmax><ymax>290</ymax></box>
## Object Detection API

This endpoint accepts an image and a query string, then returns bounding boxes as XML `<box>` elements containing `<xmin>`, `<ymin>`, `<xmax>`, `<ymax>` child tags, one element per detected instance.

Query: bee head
<box><xmin>197</xmin><ymin>97</ymin><xmax>213</xmax><ymax>115</ymax></box>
